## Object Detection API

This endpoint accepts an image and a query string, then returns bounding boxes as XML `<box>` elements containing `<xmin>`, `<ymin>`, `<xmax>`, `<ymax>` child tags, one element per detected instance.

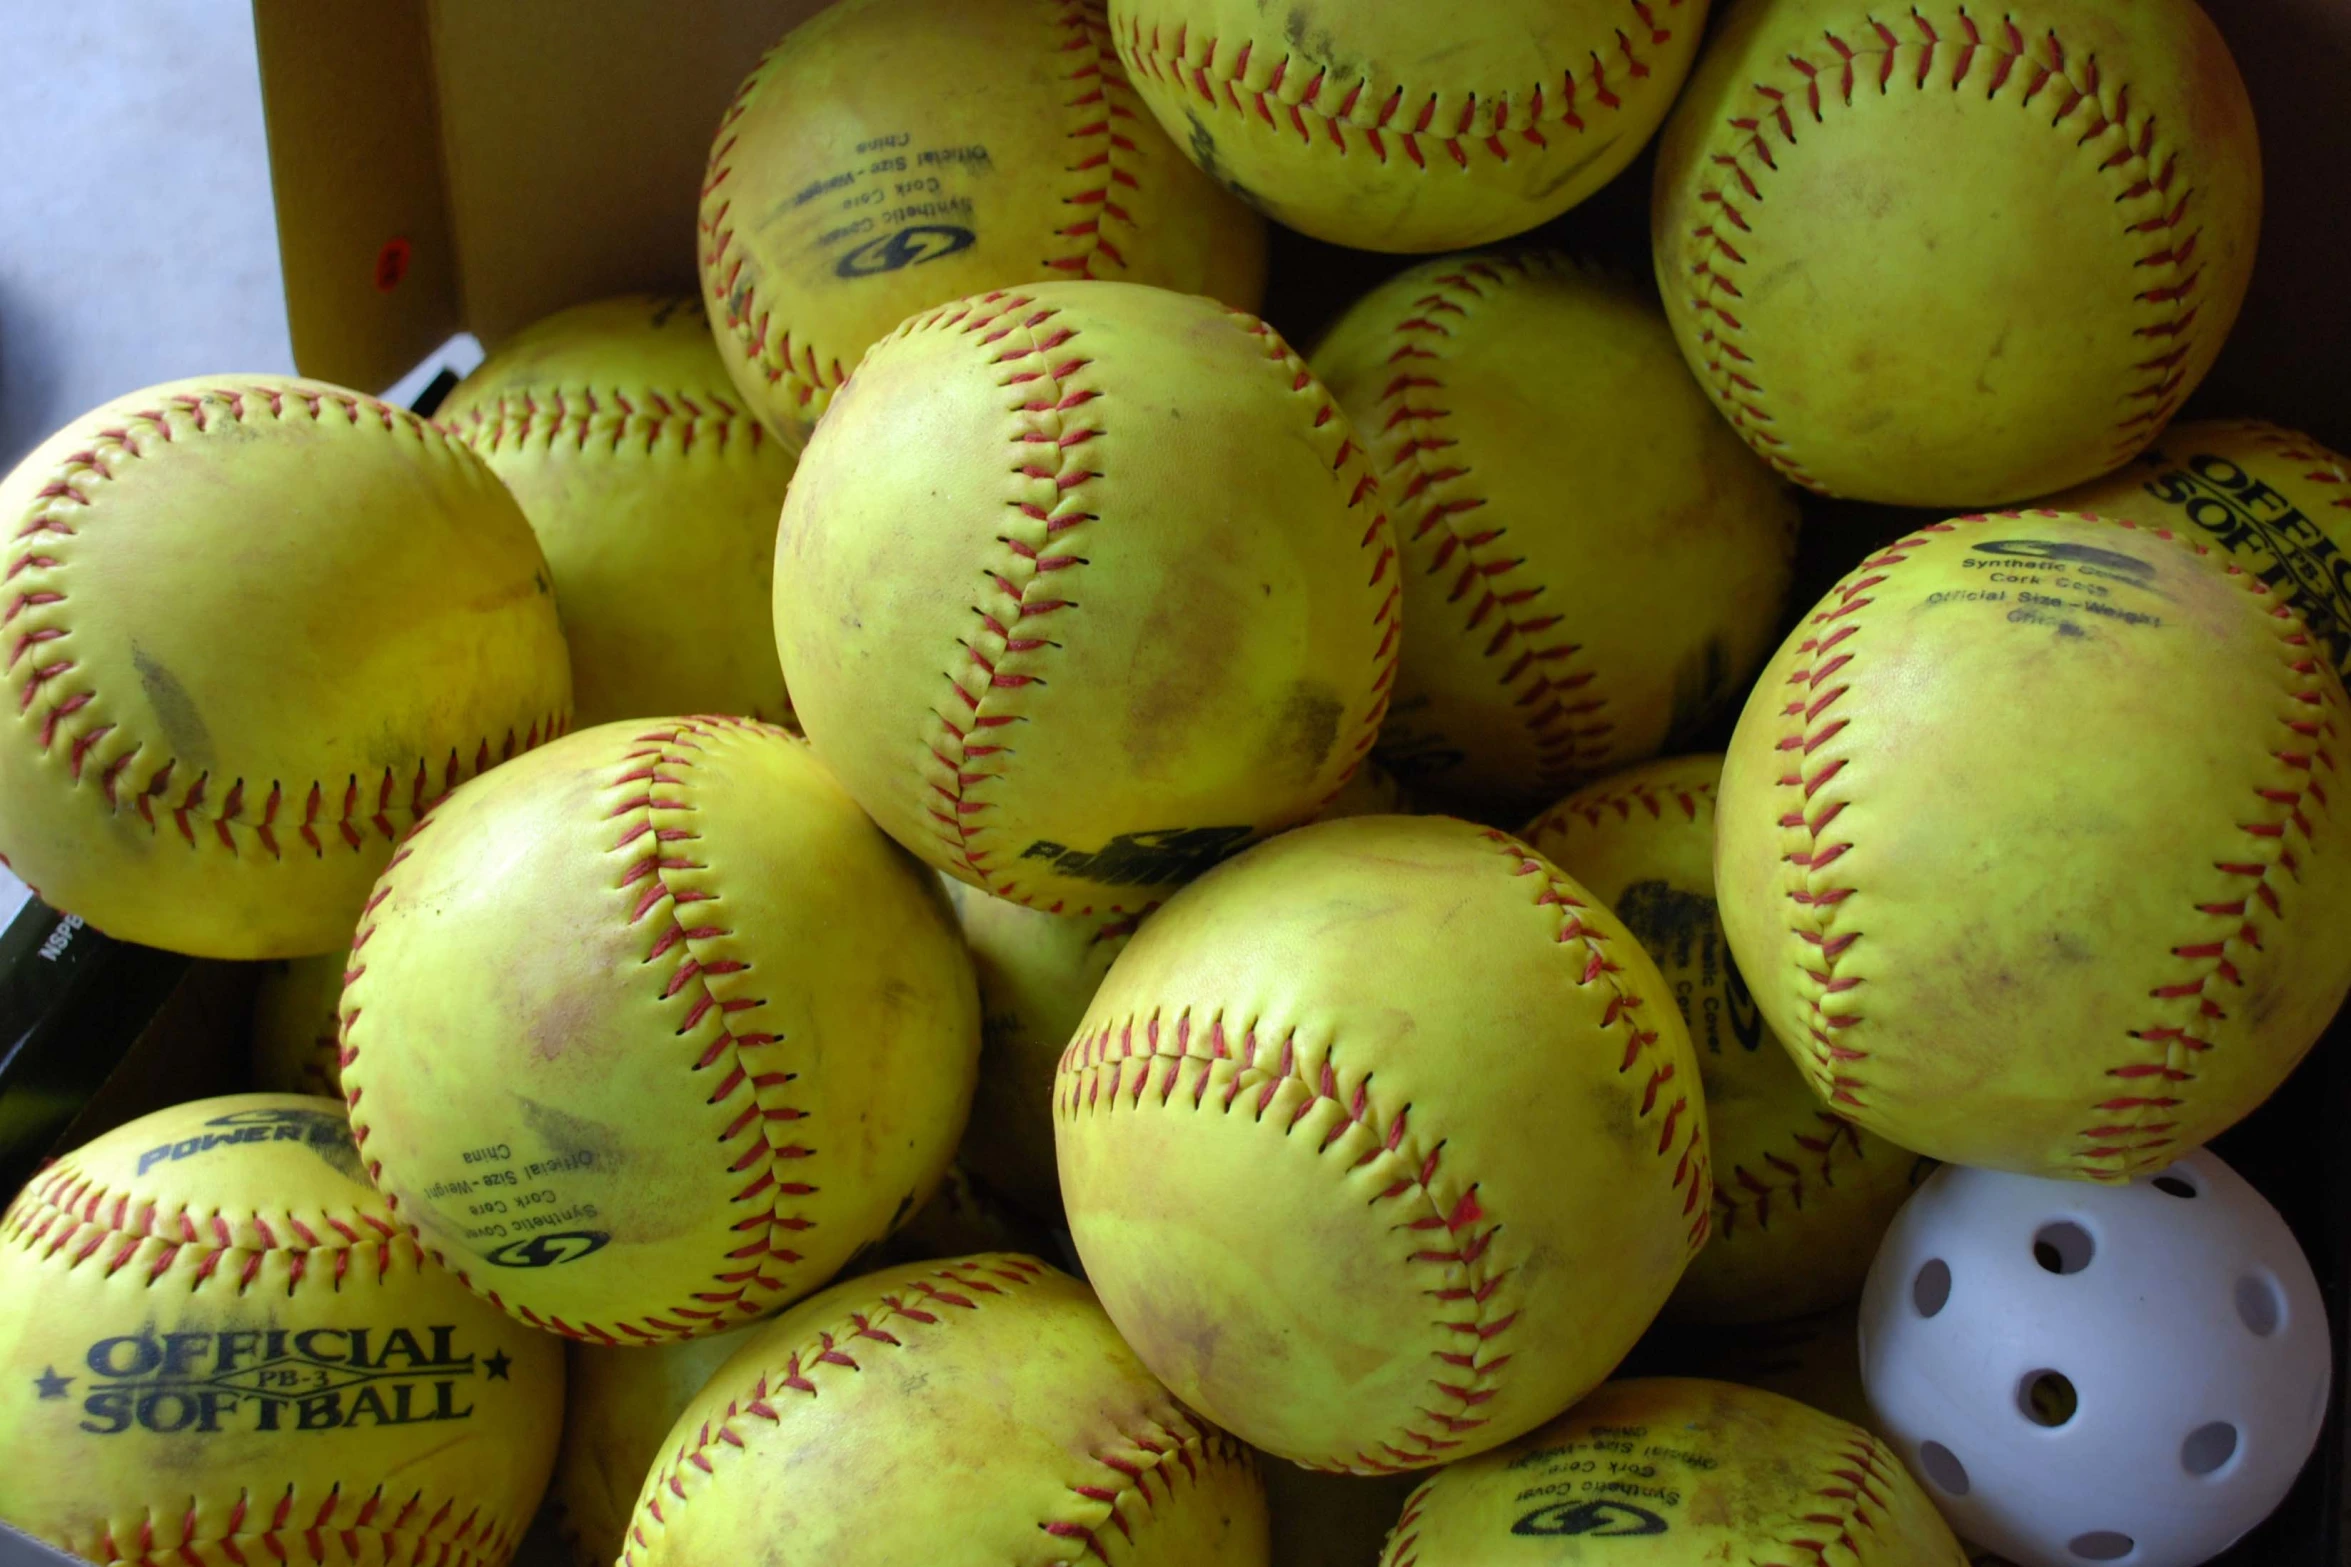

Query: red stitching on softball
<box><xmin>905</xmin><ymin>293</ymin><xmax>1101</xmax><ymax>910</ymax></box>
<box><xmin>2</xmin><ymin>1153</ymin><xmax>410</xmax><ymax>1302</ymax></box>
<box><xmin>618</xmin><ymin>1257</ymin><xmax>1247</xmax><ymax>1565</ymax></box>
<box><xmin>1378</xmin><ymin>255</ymin><xmax>1611</xmax><ymax>793</ymax></box>
<box><xmin>1378</xmin><ymin>1478</ymin><xmax>1433</xmax><ymax>1567</ymax></box>
<box><xmin>1747</xmin><ymin>1433</ymin><xmax>1896</xmax><ymax>1565</ymax></box>
<box><xmin>1116</xmin><ymin>2</ymin><xmax>1680</xmax><ymax>169</ymax></box>
<box><xmin>69</xmin><ymin>1481</ymin><xmax>521</xmax><ymax>1567</ymax></box>
<box><xmin>1680</xmin><ymin>13</ymin><xmax>2206</xmax><ymax>491</ymax></box>
<box><xmin>1044</xmin><ymin>3</ymin><xmax>1146</xmax><ymax>280</ymax></box>
<box><xmin>1528</xmin><ymin>768</ymin><xmax>1875</xmax><ymax>1235</ymax></box>
<box><xmin>1775</xmin><ymin>524</ymin><xmax>1952</xmax><ymax>1109</ymax></box>
<box><xmin>697</xmin><ymin>41</ymin><xmax>846</xmax><ymax>417</ymax></box>
<box><xmin>2</xmin><ymin>384</ymin><xmax>565</xmax><ymax>857</ymax></box>
<box><xmin>439</xmin><ymin>386</ymin><xmax>768</xmax><ymax>459</ymax></box>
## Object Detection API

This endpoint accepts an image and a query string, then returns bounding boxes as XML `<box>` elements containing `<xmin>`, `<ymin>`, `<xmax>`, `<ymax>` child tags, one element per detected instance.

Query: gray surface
<box><xmin>0</xmin><ymin>1</ymin><xmax>296</xmax><ymax>468</ymax></box>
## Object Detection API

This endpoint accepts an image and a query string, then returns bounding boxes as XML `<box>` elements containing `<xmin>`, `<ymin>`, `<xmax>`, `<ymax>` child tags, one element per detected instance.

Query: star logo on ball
<box><xmin>32</xmin><ymin>1367</ymin><xmax>72</xmax><ymax>1400</ymax></box>
<box><xmin>484</xmin><ymin>1350</ymin><xmax>512</xmax><ymax>1382</ymax></box>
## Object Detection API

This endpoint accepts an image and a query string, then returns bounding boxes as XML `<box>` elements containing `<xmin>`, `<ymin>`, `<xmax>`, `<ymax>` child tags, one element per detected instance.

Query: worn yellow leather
<box><xmin>620</xmin><ymin>1255</ymin><xmax>1268</xmax><ymax>1566</ymax></box>
<box><xmin>441</xmin><ymin>296</ymin><xmax>794</xmax><ymax>729</ymax></box>
<box><xmin>549</xmin><ymin>1328</ymin><xmax>752</xmax><ymax>1567</ymax></box>
<box><xmin>1055</xmin><ymin>815</ymin><xmax>1709</xmax><ymax>1472</ymax></box>
<box><xmin>1718</xmin><ymin>512</ymin><xmax>2351</xmax><ymax>1179</ymax></box>
<box><xmin>1111</xmin><ymin>1</ymin><xmax>1708</xmax><ymax>252</ymax></box>
<box><xmin>0</xmin><ymin>377</ymin><xmax>571</xmax><ymax>959</ymax></box>
<box><xmin>0</xmin><ymin>1095</ymin><xmax>562</xmax><ymax>1567</ymax></box>
<box><xmin>1376</xmin><ymin>1379</ymin><xmax>1965</xmax><ymax>1564</ymax></box>
<box><xmin>777</xmin><ymin>281</ymin><xmax>1401</xmax><ymax>915</ymax></box>
<box><xmin>1652</xmin><ymin>0</ymin><xmax>2262</xmax><ymax>506</ymax></box>
<box><xmin>699</xmin><ymin>0</ymin><xmax>1266</xmax><ymax>452</ymax></box>
<box><xmin>252</xmin><ymin>952</ymin><xmax>349</xmax><ymax>1099</ymax></box>
<box><xmin>1528</xmin><ymin>756</ymin><xmax>1924</xmax><ymax>1323</ymax></box>
<box><xmin>339</xmin><ymin>716</ymin><xmax>980</xmax><ymax>1342</ymax></box>
<box><xmin>1315</xmin><ymin>254</ymin><xmax>1797</xmax><ymax>821</ymax></box>
<box><xmin>2045</xmin><ymin>419</ymin><xmax>2351</xmax><ymax>688</ymax></box>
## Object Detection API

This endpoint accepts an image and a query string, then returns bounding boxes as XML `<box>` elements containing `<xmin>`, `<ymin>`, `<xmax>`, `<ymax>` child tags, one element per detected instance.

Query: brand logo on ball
<box><xmin>2134</xmin><ymin>448</ymin><xmax>2351</xmax><ymax>670</ymax></box>
<box><xmin>834</xmin><ymin>224</ymin><xmax>975</xmax><ymax>278</ymax></box>
<box><xmin>1511</xmin><ymin>1500</ymin><xmax>1669</xmax><ymax>1536</ymax></box>
<box><xmin>136</xmin><ymin>1106</ymin><xmax>362</xmax><ymax>1180</ymax></box>
<box><xmin>1019</xmin><ymin>827</ymin><xmax>1253</xmax><ymax>887</ymax></box>
<box><xmin>1970</xmin><ymin>539</ymin><xmax>2158</xmax><ymax>585</ymax></box>
<box><xmin>38</xmin><ymin>1324</ymin><xmax>512</xmax><ymax>1436</ymax></box>
<box><xmin>1614</xmin><ymin>883</ymin><xmax>1764</xmax><ymax>1054</ymax></box>
<box><xmin>483</xmin><ymin>1229</ymin><xmax>611</xmax><ymax>1268</ymax></box>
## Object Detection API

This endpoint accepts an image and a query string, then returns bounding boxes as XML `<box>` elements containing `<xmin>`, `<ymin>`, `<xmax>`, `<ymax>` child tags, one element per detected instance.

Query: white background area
<box><xmin>0</xmin><ymin>2</ymin><xmax>295</xmax><ymax>468</ymax></box>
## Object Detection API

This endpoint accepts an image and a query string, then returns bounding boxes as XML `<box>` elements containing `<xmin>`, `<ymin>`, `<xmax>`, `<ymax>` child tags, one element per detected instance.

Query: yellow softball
<box><xmin>621</xmin><ymin>1254</ymin><xmax>1268</xmax><ymax>1565</ymax></box>
<box><xmin>1717</xmin><ymin>512</ymin><xmax>2351</xmax><ymax>1180</ymax></box>
<box><xmin>2044</xmin><ymin>418</ymin><xmax>2351</xmax><ymax>686</ymax></box>
<box><xmin>550</xmin><ymin>1328</ymin><xmax>754</xmax><ymax>1567</ymax></box>
<box><xmin>0</xmin><ymin>1094</ymin><xmax>562</xmax><ymax>1567</ymax></box>
<box><xmin>1652</xmin><ymin>0</ymin><xmax>2261</xmax><ymax>506</ymax></box>
<box><xmin>1055</xmin><ymin>815</ymin><xmax>1709</xmax><ymax>1471</ymax></box>
<box><xmin>1377</xmin><ymin>1378</ymin><xmax>1966</xmax><ymax>1564</ymax></box>
<box><xmin>0</xmin><ymin>377</ymin><xmax>570</xmax><ymax>959</ymax></box>
<box><xmin>439</xmin><ymin>296</ymin><xmax>794</xmax><ymax>728</ymax></box>
<box><xmin>1527</xmin><ymin>756</ymin><xmax>1925</xmax><ymax>1323</ymax></box>
<box><xmin>338</xmin><ymin>716</ymin><xmax>980</xmax><ymax>1343</ymax></box>
<box><xmin>700</xmin><ymin>0</ymin><xmax>1266</xmax><ymax>451</ymax></box>
<box><xmin>1315</xmin><ymin>253</ymin><xmax>1798</xmax><ymax>819</ymax></box>
<box><xmin>776</xmin><ymin>281</ymin><xmax>1401</xmax><ymax>914</ymax></box>
<box><xmin>1110</xmin><ymin>1</ymin><xmax>1708</xmax><ymax>253</ymax></box>
<box><xmin>252</xmin><ymin>951</ymin><xmax>348</xmax><ymax>1099</ymax></box>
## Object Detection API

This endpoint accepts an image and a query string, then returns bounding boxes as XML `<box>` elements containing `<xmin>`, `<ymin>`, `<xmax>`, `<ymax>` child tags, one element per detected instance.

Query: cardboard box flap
<box><xmin>257</xmin><ymin>1</ymin><xmax>811</xmax><ymax>393</ymax></box>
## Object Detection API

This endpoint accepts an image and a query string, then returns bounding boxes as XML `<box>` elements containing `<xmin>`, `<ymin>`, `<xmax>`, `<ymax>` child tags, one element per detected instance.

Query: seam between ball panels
<box><xmin>0</xmin><ymin>1159</ymin><xmax>410</xmax><ymax>1294</ymax></box>
<box><xmin>1044</xmin><ymin>2</ymin><xmax>1148</xmax><ymax>280</ymax></box>
<box><xmin>698</xmin><ymin>42</ymin><xmax>846</xmax><ymax>425</ymax></box>
<box><xmin>2</xmin><ymin>383</ymin><xmax>567</xmax><ymax>869</ymax></box>
<box><xmin>439</xmin><ymin>386</ymin><xmax>772</xmax><ymax>460</ymax></box>
<box><xmin>1677</xmin><ymin>11</ymin><xmax>2209</xmax><ymax>492</ymax></box>
<box><xmin>1378</xmin><ymin>1479</ymin><xmax>1433</xmax><ymax>1567</ymax></box>
<box><xmin>1750</xmin><ymin>1429</ymin><xmax>1900</xmax><ymax>1567</ymax></box>
<box><xmin>621</xmin><ymin>1256</ymin><xmax>1250</xmax><ymax>1566</ymax></box>
<box><xmin>1528</xmin><ymin>773</ymin><xmax>1871</xmax><ymax>1236</ymax></box>
<box><xmin>343</xmin><ymin>716</ymin><xmax>817</xmax><ymax>1345</ymax></box>
<box><xmin>76</xmin><ymin>1483</ymin><xmax>523</xmax><ymax>1567</ymax></box>
<box><xmin>1114</xmin><ymin>1</ymin><xmax>1684</xmax><ymax>172</ymax></box>
<box><xmin>1377</xmin><ymin>256</ymin><xmax>1610</xmax><ymax>794</ymax></box>
<box><xmin>1772</xmin><ymin>512</ymin><xmax>2335</xmax><ymax>1179</ymax></box>
<box><xmin>1054</xmin><ymin>831</ymin><xmax>1700</xmax><ymax>1474</ymax></box>
<box><xmin>913</xmin><ymin>291</ymin><xmax>1104</xmax><ymax>909</ymax></box>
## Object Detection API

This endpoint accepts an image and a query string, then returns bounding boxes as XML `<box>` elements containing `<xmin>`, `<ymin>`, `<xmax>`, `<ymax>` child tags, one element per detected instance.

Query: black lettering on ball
<box><xmin>834</xmin><ymin>225</ymin><xmax>976</xmax><ymax>278</ymax></box>
<box><xmin>484</xmin><ymin>1230</ymin><xmax>612</xmax><ymax>1269</ymax></box>
<box><xmin>1512</xmin><ymin>1500</ymin><xmax>1670</xmax><ymax>1536</ymax></box>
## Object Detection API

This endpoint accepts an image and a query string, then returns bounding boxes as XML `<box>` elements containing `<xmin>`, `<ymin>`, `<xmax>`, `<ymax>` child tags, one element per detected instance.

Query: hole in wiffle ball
<box><xmin>2069</xmin><ymin>1531</ymin><xmax>2136</xmax><ymax>1561</ymax></box>
<box><xmin>1913</xmin><ymin>1258</ymin><xmax>1952</xmax><ymax>1317</ymax></box>
<box><xmin>2152</xmin><ymin>1174</ymin><xmax>2198</xmax><ymax>1199</ymax></box>
<box><xmin>2237</xmin><ymin>1272</ymin><xmax>2285</xmax><ymax>1338</ymax></box>
<box><xmin>2182</xmin><ymin>1421</ymin><xmax>2239</xmax><ymax>1477</ymax></box>
<box><xmin>2021</xmin><ymin>1370</ymin><xmax>2079</xmax><ymax>1428</ymax></box>
<box><xmin>1917</xmin><ymin>1440</ymin><xmax>1970</xmax><ymax>1496</ymax></box>
<box><xmin>2034</xmin><ymin>1221</ymin><xmax>2095</xmax><ymax>1275</ymax></box>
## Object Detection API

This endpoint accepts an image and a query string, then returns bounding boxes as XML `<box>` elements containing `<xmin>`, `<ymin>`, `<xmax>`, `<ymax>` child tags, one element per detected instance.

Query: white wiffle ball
<box><xmin>1859</xmin><ymin>1149</ymin><xmax>2329</xmax><ymax>1567</ymax></box>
